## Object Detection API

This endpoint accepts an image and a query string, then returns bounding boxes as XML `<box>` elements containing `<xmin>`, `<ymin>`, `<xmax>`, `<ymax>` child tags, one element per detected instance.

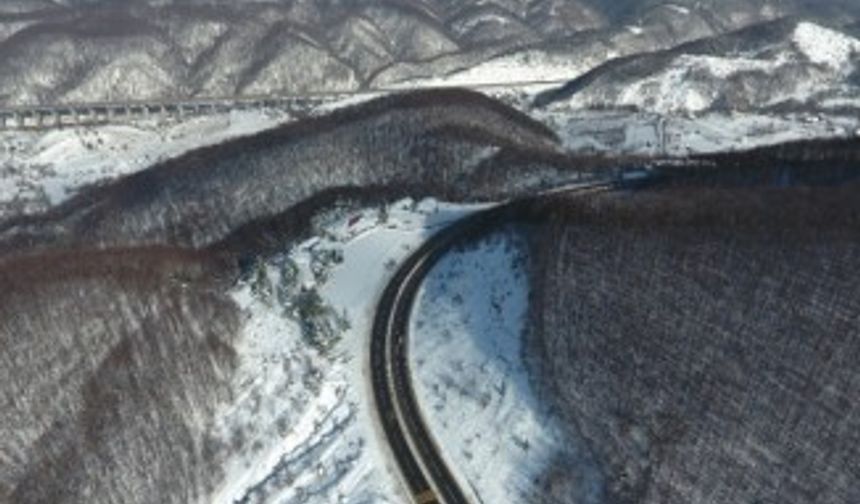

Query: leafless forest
<box><xmin>0</xmin><ymin>91</ymin><xmax>575</xmax><ymax>503</ymax></box>
<box><xmin>2</xmin><ymin>86</ymin><xmax>859</xmax><ymax>503</ymax></box>
<box><xmin>0</xmin><ymin>89</ymin><xmax>565</xmax><ymax>256</ymax></box>
<box><xmin>0</xmin><ymin>247</ymin><xmax>239</xmax><ymax>503</ymax></box>
<box><xmin>526</xmin><ymin>181</ymin><xmax>860</xmax><ymax>503</ymax></box>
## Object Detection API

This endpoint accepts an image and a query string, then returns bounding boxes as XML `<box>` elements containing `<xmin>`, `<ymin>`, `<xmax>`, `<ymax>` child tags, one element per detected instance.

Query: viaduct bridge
<box><xmin>0</xmin><ymin>92</ymin><xmax>365</xmax><ymax>130</ymax></box>
<box><xmin>0</xmin><ymin>78</ymin><xmax>576</xmax><ymax>130</ymax></box>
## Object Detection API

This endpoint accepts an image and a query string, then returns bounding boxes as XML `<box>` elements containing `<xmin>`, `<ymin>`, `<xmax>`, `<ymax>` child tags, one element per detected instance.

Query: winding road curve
<box><xmin>370</xmin><ymin>183</ymin><xmax>612</xmax><ymax>504</ymax></box>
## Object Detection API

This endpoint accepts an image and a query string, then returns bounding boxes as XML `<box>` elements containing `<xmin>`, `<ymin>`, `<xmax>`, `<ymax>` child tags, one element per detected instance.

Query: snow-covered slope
<box><xmin>410</xmin><ymin>229</ymin><xmax>601</xmax><ymax>504</ymax></box>
<box><xmin>380</xmin><ymin>1</ymin><xmax>794</xmax><ymax>91</ymax></box>
<box><xmin>538</xmin><ymin>20</ymin><xmax>860</xmax><ymax>115</ymax></box>
<box><xmin>211</xmin><ymin>198</ymin><xmax>484</xmax><ymax>504</ymax></box>
<box><xmin>793</xmin><ymin>21</ymin><xmax>860</xmax><ymax>69</ymax></box>
<box><xmin>0</xmin><ymin>109</ymin><xmax>292</xmax><ymax>219</ymax></box>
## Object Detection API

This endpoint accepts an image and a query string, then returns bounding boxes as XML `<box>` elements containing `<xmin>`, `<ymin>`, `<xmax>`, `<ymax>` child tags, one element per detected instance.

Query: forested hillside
<box><xmin>526</xmin><ymin>180</ymin><xmax>860</xmax><ymax>503</ymax></box>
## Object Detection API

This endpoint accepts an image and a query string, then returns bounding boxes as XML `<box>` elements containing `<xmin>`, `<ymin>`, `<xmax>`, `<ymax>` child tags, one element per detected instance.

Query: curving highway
<box><xmin>369</xmin><ymin>183</ymin><xmax>612</xmax><ymax>504</ymax></box>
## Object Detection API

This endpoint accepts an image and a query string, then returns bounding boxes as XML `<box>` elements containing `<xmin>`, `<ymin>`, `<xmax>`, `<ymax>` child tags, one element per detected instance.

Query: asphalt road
<box><xmin>369</xmin><ymin>183</ymin><xmax>611</xmax><ymax>504</ymax></box>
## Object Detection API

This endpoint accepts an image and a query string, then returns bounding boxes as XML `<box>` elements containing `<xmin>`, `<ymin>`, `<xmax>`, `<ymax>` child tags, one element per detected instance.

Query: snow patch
<box><xmin>616</xmin><ymin>65</ymin><xmax>715</xmax><ymax>114</ymax></box>
<box><xmin>410</xmin><ymin>230</ymin><xmax>595</xmax><ymax>503</ymax></box>
<box><xmin>793</xmin><ymin>22</ymin><xmax>860</xmax><ymax>71</ymax></box>
<box><xmin>666</xmin><ymin>4</ymin><xmax>691</xmax><ymax>15</ymax></box>
<box><xmin>679</xmin><ymin>53</ymin><xmax>788</xmax><ymax>79</ymax></box>
<box><xmin>386</xmin><ymin>50</ymin><xmax>604</xmax><ymax>91</ymax></box>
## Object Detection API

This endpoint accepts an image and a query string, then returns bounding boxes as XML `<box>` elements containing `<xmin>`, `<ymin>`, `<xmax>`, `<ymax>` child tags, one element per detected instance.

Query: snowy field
<box><xmin>384</xmin><ymin>49</ymin><xmax>606</xmax><ymax>91</ymax></box>
<box><xmin>0</xmin><ymin>109</ymin><xmax>292</xmax><ymax>218</ymax></box>
<box><xmin>212</xmin><ymin>198</ymin><xmax>487</xmax><ymax>504</ymax></box>
<box><xmin>410</xmin><ymin>229</ymin><xmax>596</xmax><ymax>503</ymax></box>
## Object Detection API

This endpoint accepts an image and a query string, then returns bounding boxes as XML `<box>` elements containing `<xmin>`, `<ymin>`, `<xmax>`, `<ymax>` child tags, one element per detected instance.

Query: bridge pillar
<box><xmin>58</xmin><ymin>109</ymin><xmax>72</xmax><ymax>127</ymax></box>
<box><xmin>163</xmin><ymin>104</ymin><xmax>177</xmax><ymax>119</ymax></box>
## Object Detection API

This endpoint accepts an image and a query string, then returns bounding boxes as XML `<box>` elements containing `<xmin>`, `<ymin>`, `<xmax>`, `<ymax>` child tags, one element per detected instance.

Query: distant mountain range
<box><xmin>1</xmin><ymin>0</ymin><xmax>857</xmax><ymax>107</ymax></box>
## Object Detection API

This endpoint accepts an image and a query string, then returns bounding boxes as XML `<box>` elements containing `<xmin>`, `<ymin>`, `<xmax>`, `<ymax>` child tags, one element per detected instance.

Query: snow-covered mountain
<box><xmin>3</xmin><ymin>3</ymin><xmax>860</xmax><ymax>504</ymax></box>
<box><xmin>535</xmin><ymin>19</ymin><xmax>860</xmax><ymax>114</ymax></box>
<box><xmin>2</xmin><ymin>0</ymin><xmax>855</xmax><ymax>106</ymax></box>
